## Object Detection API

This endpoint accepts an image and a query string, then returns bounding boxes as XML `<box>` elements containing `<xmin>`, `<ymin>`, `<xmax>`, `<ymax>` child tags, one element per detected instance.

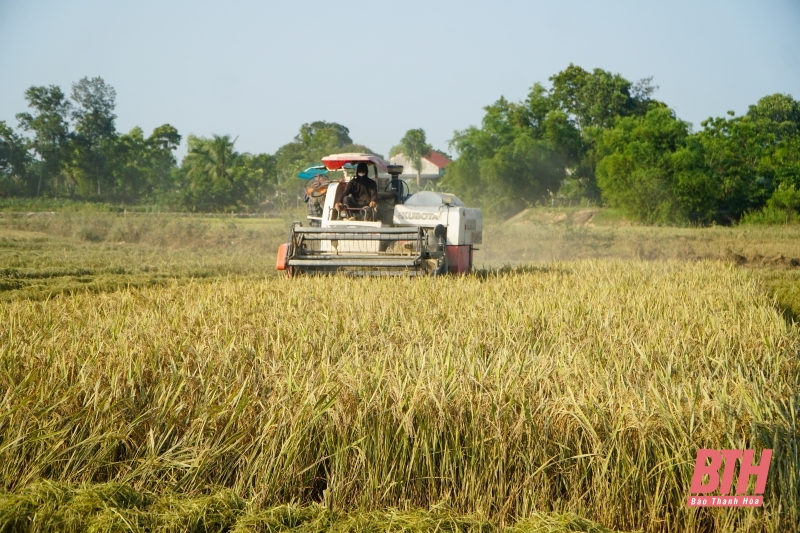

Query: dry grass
<box><xmin>5</xmin><ymin>210</ymin><xmax>800</xmax><ymax>315</ymax></box>
<box><xmin>0</xmin><ymin>214</ymin><xmax>287</xmax><ymax>301</ymax></box>
<box><xmin>1</xmin><ymin>260</ymin><xmax>798</xmax><ymax>532</ymax></box>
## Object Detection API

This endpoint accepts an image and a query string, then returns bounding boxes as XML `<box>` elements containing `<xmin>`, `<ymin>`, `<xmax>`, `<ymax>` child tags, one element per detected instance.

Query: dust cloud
<box><xmin>474</xmin><ymin>209</ymin><xmax>800</xmax><ymax>269</ymax></box>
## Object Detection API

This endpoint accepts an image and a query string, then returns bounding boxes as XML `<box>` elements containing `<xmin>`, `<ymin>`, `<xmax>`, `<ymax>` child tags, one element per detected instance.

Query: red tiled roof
<box><xmin>423</xmin><ymin>150</ymin><xmax>451</xmax><ymax>169</ymax></box>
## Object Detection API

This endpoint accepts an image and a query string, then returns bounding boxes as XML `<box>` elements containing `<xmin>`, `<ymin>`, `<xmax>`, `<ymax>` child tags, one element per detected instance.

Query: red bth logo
<box><xmin>687</xmin><ymin>449</ymin><xmax>772</xmax><ymax>507</ymax></box>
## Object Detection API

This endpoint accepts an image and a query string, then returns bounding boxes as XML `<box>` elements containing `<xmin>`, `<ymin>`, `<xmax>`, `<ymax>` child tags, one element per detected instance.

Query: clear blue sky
<box><xmin>1</xmin><ymin>0</ymin><xmax>799</xmax><ymax>159</ymax></box>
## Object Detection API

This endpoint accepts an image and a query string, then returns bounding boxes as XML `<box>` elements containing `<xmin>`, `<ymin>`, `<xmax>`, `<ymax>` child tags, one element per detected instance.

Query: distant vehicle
<box><xmin>276</xmin><ymin>153</ymin><xmax>482</xmax><ymax>276</ymax></box>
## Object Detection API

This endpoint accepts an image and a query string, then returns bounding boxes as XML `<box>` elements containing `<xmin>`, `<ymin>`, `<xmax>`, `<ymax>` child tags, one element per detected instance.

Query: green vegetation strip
<box><xmin>0</xmin><ymin>482</ymin><xmax>625</xmax><ymax>533</ymax></box>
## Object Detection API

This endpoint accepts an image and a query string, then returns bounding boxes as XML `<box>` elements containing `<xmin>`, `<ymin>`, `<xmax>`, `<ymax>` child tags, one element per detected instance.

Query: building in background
<box><xmin>389</xmin><ymin>151</ymin><xmax>451</xmax><ymax>183</ymax></box>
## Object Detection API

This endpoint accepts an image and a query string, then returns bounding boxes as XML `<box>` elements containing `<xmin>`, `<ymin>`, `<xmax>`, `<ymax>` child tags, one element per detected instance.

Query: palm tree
<box><xmin>391</xmin><ymin>128</ymin><xmax>432</xmax><ymax>186</ymax></box>
<box><xmin>183</xmin><ymin>134</ymin><xmax>241</xmax><ymax>209</ymax></box>
<box><xmin>186</xmin><ymin>134</ymin><xmax>238</xmax><ymax>182</ymax></box>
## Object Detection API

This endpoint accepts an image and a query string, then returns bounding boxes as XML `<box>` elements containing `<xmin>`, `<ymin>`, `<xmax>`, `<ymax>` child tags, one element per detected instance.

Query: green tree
<box><xmin>15</xmin><ymin>85</ymin><xmax>72</xmax><ymax>196</ymax></box>
<box><xmin>390</xmin><ymin>128</ymin><xmax>432</xmax><ymax>186</ymax></box>
<box><xmin>145</xmin><ymin>124</ymin><xmax>182</xmax><ymax>199</ymax></box>
<box><xmin>231</xmin><ymin>152</ymin><xmax>278</xmax><ymax>209</ymax></box>
<box><xmin>273</xmin><ymin>121</ymin><xmax>377</xmax><ymax>208</ymax></box>
<box><xmin>549</xmin><ymin>64</ymin><xmax>656</xmax><ymax>131</ymax></box>
<box><xmin>746</xmin><ymin>93</ymin><xmax>800</xmax><ymax>128</ymax></box>
<box><xmin>295</xmin><ymin>121</ymin><xmax>352</xmax><ymax>148</ymax></box>
<box><xmin>275</xmin><ymin>121</ymin><xmax>358</xmax><ymax>182</ymax></box>
<box><xmin>548</xmin><ymin>65</ymin><xmax>657</xmax><ymax>200</ymax></box>
<box><xmin>0</xmin><ymin>121</ymin><xmax>31</xmax><ymax>196</ymax></box>
<box><xmin>594</xmin><ymin>93</ymin><xmax>800</xmax><ymax>225</ymax></box>
<box><xmin>105</xmin><ymin>124</ymin><xmax>180</xmax><ymax>202</ymax></box>
<box><xmin>8</xmin><ymin>78</ymin><xmax>185</xmax><ymax>204</ymax></box>
<box><xmin>694</xmin><ymin>94</ymin><xmax>800</xmax><ymax>223</ymax></box>
<box><xmin>180</xmin><ymin>134</ymin><xmax>240</xmax><ymax>210</ymax></box>
<box><xmin>443</xmin><ymin>88</ymin><xmax>583</xmax><ymax>216</ymax></box>
<box><xmin>178</xmin><ymin>134</ymin><xmax>276</xmax><ymax>211</ymax></box>
<box><xmin>109</xmin><ymin>126</ymin><xmax>148</xmax><ymax>201</ymax></box>
<box><xmin>69</xmin><ymin>77</ymin><xmax>117</xmax><ymax>197</ymax></box>
<box><xmin>595</xmin><ymin>106</ymin><xmax>692</xmax><ymax>223</ymax></box>
<box><xmin>670</xmin><ymin>135</ymin><xmax>719</xmax><ymax>222</ymax></box>
<box><xmin>746</xmin><ymin>94</ymin><xmax>800</xmax><ymax>191</ymax></box>
<box><xmin>441</xmin><ymin>66</ymin><xmax>658</xmax><ymax>216</ymax></box>
<box><xmin>767</xmin><ymin>183</ymin><xmax>800</xmax><ymax>223</ymax></box>
<box><xmin>694</xmin><ymin>114</ymin><xmax>774</xmax><ymax>221</ymax></box>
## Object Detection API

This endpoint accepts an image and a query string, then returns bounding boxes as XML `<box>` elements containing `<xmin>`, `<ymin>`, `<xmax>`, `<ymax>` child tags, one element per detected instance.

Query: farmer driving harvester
<box><xmin>336</xmin><ymin>162</ymin><xmax>377</xmax><ymax>220</ymax></box>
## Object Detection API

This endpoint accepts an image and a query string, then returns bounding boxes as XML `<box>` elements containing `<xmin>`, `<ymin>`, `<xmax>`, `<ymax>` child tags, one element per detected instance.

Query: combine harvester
<box><xmin>276</xmin><ymin>153</ymin><xmax>482</xmax><ymax>276</ymax></box>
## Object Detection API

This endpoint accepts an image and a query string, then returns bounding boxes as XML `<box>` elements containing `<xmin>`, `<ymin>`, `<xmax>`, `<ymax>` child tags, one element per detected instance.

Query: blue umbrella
<box><xmin>297</xmin><ymin>166</ymin><xmax>328</xmax><ymax>180</ymax></box>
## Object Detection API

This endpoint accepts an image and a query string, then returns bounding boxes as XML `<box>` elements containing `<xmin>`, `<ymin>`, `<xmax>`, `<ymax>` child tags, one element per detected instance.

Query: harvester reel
<box><xmin>305</xmin><ymin>176</ymin><xmax>331</xmax><ymax>198</ymax></box>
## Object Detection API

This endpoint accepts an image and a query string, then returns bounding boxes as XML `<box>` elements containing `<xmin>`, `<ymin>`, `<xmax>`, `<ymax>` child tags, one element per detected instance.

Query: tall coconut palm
<box><xmin>391</xmin><ymin>128</ymin><xmax>432</xmax><ymax>187</ymax></box>
<box><xmin>183</xmin><ymin>134</ymin><xmax>241</xmax><ymax>210</ymax></box>
<box><xmin>186</xmin><ymin>134</ymin><xmax>239</xmax><ymax>182</ymax></box>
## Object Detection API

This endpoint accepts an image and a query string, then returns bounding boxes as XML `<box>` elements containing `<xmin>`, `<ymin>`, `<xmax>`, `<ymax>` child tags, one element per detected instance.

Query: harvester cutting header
<box><xmin>276</xmin><ymin>153</ymin><xmax>482</xmax><ymax>276</ymax></box>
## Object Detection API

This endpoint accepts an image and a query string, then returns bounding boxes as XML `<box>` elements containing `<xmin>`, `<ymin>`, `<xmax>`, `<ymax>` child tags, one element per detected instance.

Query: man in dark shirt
<box><xmin>336</xmin><ymin>162</ymin><xmax>378</xmax><ymax>220</ymax></box>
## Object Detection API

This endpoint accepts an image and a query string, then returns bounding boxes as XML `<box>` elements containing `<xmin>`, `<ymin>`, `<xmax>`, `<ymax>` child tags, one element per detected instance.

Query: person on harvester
<box><xmin>336</xmin><ymin>162</ymin><xmax>378</xmax><ymax>220</ymax></box>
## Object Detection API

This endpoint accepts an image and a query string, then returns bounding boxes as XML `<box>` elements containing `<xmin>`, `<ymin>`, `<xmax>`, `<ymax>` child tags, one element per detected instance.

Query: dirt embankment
<box><xmin>506</xmin><ymin>208</ymin><xmax>600</xmax><ymax>226</ymax></box>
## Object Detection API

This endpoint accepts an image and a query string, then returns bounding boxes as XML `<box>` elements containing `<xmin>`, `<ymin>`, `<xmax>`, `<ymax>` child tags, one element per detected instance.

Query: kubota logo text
<box><xmin>687</xmin><ymin>449</ymin><xmax>772</xmax><ymax>507</ymax></box>
<box><xmin>397</xmin><ymin>212</ymin><xmax>441</xmax><ymax>221</ymax></box>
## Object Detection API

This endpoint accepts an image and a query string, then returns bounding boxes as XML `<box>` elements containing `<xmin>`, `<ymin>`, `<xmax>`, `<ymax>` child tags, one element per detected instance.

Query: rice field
<box><xmin>1</xmin><ymin>258</ymin><xmax>798</xmax><ymax>532</ymax></box>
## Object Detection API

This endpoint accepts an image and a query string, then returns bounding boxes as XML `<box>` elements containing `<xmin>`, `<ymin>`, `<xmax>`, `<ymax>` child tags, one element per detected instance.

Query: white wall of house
<box><xmin>389</xmin><ymin>154</ymin><xmax>444</xmax><ymax>179</ymax></box>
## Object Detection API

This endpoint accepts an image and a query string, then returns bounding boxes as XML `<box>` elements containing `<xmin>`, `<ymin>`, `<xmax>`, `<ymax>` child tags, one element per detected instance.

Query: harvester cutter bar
<box><xmin>292</xmin><ymin>226</ymin><xmax>420</xmax><ymax>234</ymax></box>
<box><xmin>291</xmin><ymin>254</ymin><xmax>421</xmax><ymax>259</ymax></box>
<box><xmin>287</xmin><ymin>258</ymin><xmax>420</xmax><ymax>267</ymax></box>
<box><xmin>344</xmin><ymin>270</ymin><xmax>426</xmax><ymax>277</ymax></box>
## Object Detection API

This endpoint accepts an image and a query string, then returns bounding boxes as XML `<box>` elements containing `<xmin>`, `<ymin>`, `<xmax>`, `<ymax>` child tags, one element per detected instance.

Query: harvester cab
<box><xmin>277</xmin><ymin>153</ymin><xmax>482</xmax><ymax>276</ymax></box>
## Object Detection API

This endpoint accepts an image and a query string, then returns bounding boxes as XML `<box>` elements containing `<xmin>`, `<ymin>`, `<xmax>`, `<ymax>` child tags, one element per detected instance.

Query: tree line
<box><xmin>442</xmin><ymin>64</ymin><xmax>800</xmax><ymax>224</ymax></box>
<box><xmin>3</xmin><ymin>69</ymin><xmax>799</xmax><ymax>223</ymax></box>
<box><xmin>1</xmin><ymin>78</ymin><xmax>183</xmax><ymax>203</ymax></box>
<box><xmin>0</xmin><ymin>78</ymin><xmax>382</xmax><ymax>212</ymax></box>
